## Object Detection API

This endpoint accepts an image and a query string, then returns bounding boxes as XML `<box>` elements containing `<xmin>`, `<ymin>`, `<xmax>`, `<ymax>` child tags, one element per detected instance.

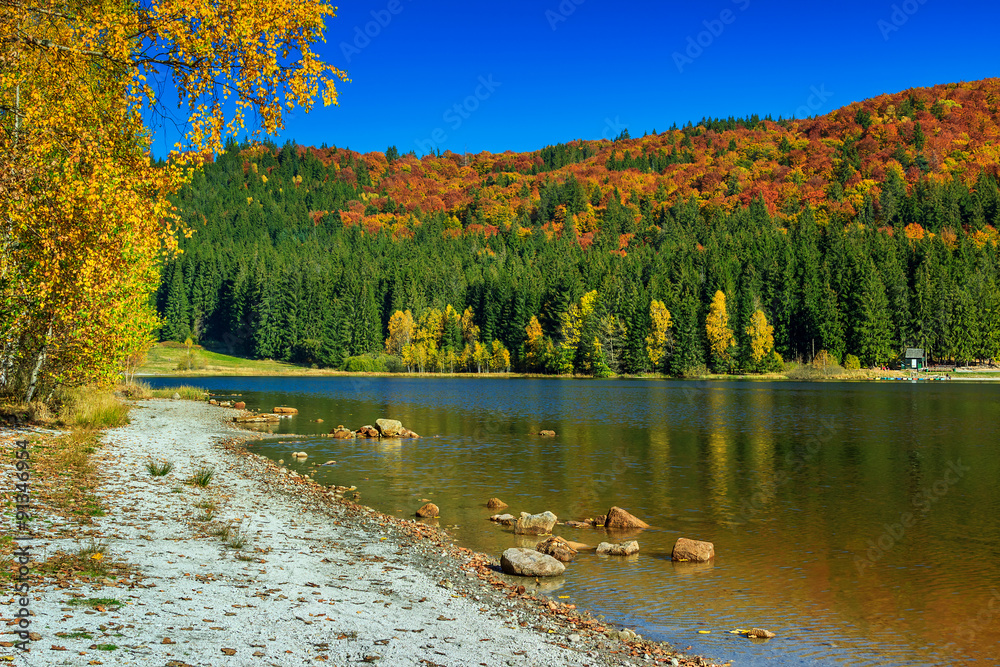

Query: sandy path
<box><xmin>3</xmin><ymin>399</ymin><xmax>699</xmax><ymax>667</ymax></box>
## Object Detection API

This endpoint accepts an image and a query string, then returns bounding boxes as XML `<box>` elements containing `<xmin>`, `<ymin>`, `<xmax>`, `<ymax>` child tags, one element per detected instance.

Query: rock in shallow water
<box><xmin>596</xmin><ymin>540</ymin><xmax>639</xmax><ymax>556</ymax></box>
<box><xmin>489</xmin><ymin>513</ymin><xmax>516</xmax><ymax>525</ymax></box>
<box><xmin>514</xmin><ymin>511</ymin><xmax>557</xmax><ymax>535</ymax></box>
<box><xmin>375</xmin><ymin>418</ymin><xmax>404</xmax><ymax>437</ymax></box>
<box><xmin>536</xmin><ymin>536</ymin><xmax>578</xmax><ymax>562</ymax></box>
<box><xmin>604</xmin><ymin>506</ymin><xmax>650</xmax><ymax>531</ymax></box>
<box><xmin>672</xmin><ymin>537</ymin><xmax>715</xmax><ymax>562</ymax></box>
<box><xmin>416</xmin><ymin>503</ymin><xmax>439</xmax><ymax>518</ymax></box>
<box><xmin>486</xmin><ymin>497</ymin><xmax>508</xmax><ymax>509</ymax></box>
<box><xmin>500</xmin><ymin>548</ymin><xmax>566</xmax><ymax>577</ymax></box>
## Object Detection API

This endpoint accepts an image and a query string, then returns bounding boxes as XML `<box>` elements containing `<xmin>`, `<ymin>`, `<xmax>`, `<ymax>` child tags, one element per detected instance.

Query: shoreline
<box><xmin>1</xmin><ymin>399</ymin><xmax>721</xmax><ymax>666</ymax></box>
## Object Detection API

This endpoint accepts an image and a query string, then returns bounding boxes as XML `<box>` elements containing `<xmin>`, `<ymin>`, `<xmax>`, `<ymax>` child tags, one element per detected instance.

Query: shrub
<box><xmin>843</xmin><ymin>354</ymin><xmax>861</xmax><ymax>371</ymax></box>
<box><xmin>343</xmin><ymin>354</ymin><xmax>388</xmax><ymax>373</ymax></box>
<box><xmin>764</xmin><ymin>350</ymin><xmax>784</xmax><ymax>373</ymax></box>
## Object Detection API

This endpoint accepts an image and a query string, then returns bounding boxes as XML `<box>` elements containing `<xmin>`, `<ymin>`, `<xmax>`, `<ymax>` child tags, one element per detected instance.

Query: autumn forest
<box><xmin>152</xmin><ymin>79</ymin><xmax>1000</xmax><ymax>377</ymax></box>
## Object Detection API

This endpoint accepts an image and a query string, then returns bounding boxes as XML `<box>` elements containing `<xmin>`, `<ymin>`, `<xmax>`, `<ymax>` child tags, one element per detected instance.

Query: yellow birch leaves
<box><xmin>645</xmin><ymin>300</ymin><xmax>673</xmax><ymax>369</ymax></box>
<box><xmin>746</xmin><ymin>309</ymin><xmax>775</xmax><ymax>364</ymax></box>
<box><xmin>705</xmin><ymin>290</ymin><xmax>735</xmax><ymax>369</ymax></box>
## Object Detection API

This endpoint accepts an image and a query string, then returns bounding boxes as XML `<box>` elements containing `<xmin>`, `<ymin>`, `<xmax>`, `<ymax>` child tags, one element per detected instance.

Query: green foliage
<box><xmin>157</xmin><ymin>129</ymin><xmax>1000</xmax><ymax>378</ymax></box>
<box><xmin>844</xmin><ymin>354</ymin><xmax>861</xmax><ymax>371</ymax></box>
<box><xmin>342</xmin><ymin>354</ymin><xmax>389</xmax><ymax>373</ymax></box>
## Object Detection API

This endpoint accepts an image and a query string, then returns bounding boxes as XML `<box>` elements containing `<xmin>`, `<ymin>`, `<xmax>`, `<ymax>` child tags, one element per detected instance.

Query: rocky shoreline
<box><xmin>1</xmin><ymin>399</ymin><xmax>722</xmax><ymax>666</ymax></box>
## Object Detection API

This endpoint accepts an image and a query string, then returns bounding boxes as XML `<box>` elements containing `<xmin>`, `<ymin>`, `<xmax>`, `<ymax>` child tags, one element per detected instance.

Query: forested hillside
<box><xmin>158</xmin><ymin>78</ymin><xmax>1000</xmax><ymax>374</ymax></box>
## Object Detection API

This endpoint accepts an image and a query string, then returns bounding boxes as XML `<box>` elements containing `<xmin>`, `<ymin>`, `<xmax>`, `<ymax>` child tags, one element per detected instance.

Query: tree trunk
<box><xmin>24</xmin><ymin>321</ymin><xmax>53</xmax><ymax>403</ymax></box>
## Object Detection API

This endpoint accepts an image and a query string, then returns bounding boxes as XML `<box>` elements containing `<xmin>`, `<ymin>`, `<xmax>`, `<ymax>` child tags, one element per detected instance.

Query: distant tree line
<box><xmin>157</xmin><ymin>139</ymin><xmax>1000</xmax><ymax>374</ymax></box>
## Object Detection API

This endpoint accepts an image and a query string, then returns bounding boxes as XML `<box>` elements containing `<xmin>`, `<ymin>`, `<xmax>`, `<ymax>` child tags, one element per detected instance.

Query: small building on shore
<box><xmin>903</xmin><ymin>348</ymin><xmax>926</xmax><ymax>370</ymax></box>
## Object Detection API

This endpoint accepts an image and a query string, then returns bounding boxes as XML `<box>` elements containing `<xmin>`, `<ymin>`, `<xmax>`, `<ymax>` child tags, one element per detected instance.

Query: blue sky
<box><xmin>149</xmin><ymin>0</ymin><xmax>1000</xmax><ymax>157</ymax></box>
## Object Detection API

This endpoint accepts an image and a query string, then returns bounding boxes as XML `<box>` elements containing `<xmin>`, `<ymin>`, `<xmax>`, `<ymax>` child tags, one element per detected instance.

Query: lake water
<box><xmin>144</xmin><ymin>376</ymin><xmax>1000</xmax><ymax>666</ymax></box>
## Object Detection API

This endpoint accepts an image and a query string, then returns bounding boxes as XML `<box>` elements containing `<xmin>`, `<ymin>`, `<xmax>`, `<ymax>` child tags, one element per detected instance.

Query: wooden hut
<box><xmin>903</xmin><ymin>348</ymin><xmax>926</xmax><ymax>370</ymax></box>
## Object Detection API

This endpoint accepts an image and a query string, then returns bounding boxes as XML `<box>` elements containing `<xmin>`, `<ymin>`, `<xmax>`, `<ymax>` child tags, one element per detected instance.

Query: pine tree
<box><xmin>161</xmin><ymin>264</ymin><xmax>191</xmax><ymax>342</ymax></box>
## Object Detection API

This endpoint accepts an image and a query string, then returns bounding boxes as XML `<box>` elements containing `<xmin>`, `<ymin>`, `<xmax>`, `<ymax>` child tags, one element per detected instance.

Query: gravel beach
<box><xmin>2</xmin><ymin>399</ymin><xmax>719</xmax><ymax>666</ymax></box>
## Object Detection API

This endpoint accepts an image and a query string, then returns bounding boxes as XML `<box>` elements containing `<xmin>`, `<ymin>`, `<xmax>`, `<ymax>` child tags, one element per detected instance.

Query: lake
<box><xmin>144</xmin><ymin>376</ymin><xmax>1000</xmax><ymax>666</ymax></box>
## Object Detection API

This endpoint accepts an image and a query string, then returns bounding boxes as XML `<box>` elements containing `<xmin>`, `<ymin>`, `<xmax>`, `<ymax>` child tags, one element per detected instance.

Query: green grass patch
<box><xmin>139</xmin><ymin>342</ymin><xmax>309</xmax><ymax>376</ymax></box>
<box><xmin>66</xmin><ymin>597</ymin><xmax>122</xmax><ymax>608</ymax></box>
<box><xmin>146</xmin><ymin>459</ymin><xmax>174</xmax><ymax>476</ymax></box>
<box><xmin>186</xmin><ymin>466</ymin><xmax>215</xmax><ymax>487</ymax></box>
<box><xmin>92</xmin><ymin>644</ymin><xmax>118</xmax><ymax>651</ymax></box>
<box><xmin>55</xmin><ymin>631</ymin><xmax>94</xmax><ymax>639</ymax></box>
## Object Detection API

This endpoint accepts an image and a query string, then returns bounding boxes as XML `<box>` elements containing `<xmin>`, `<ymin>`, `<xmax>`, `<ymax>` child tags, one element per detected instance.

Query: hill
<box><xmin>156</xmin><ymin>78</ymin><xmax>1000</xmax><ymax>375</ymax></box>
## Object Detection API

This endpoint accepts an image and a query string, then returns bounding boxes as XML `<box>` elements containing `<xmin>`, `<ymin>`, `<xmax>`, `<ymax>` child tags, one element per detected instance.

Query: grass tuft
<box><xmin>208</xmin><ymin>522</ymin><xmax>232</xmax><ymax>540</ymax></box>
<box><xmin>224</xmin><ymin>524</ymin><xmax>248</xmax><ymax>549</ymax></box>
<box><xmin>186</xmin><ymin>465</ymin><xmax>214</xmax><ymax>487</ymax></box>
<box><xmin>146</xmin><ymin>459</ymin><xmax>174</xmax><ymax>476</ymax></box>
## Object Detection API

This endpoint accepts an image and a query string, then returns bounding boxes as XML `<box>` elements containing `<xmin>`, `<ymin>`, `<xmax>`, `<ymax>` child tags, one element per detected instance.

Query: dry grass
<box><xmin>116</xmin><ymin>381</ymin><xmax>153</xmax><ymax>400</ymax></box>
<box><xmin>150</xmin><ymin>385</ymin><xmax>209</xmax><ymax>400</ymax></box>
<box><xmin>57</xmin><ymin>387</ymin><xmax>130</xmax><ymax>429</ymax></box>
<box><xmin>28</xmin><ymin>431</ymin><xmax>106</xmax><ymax>520</ymax></box>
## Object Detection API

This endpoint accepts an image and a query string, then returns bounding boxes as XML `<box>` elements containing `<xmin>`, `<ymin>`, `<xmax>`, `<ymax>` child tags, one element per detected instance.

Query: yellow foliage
<box><xmin>0</xmin><ymin>0</ymin><xmax>344</xmax><ymax>397</ymax></box>
<box><xmin>461</xmin><ymin>307</ymin><xmax>480</xmax><ymax>343</ymax></box>
<box><xmin>705</xmin><ymin>291</ymin><xmax>735</xmax><ymax>365</ymax></box>
<box><xmin>385</xmin><ymin>310</ymin><xmax>415</xmax><ymax>356</ymax></box>
<box><xmin>745</xmin><ymin>310</ymin><xmax>774</xmax><ymax>364</ymax></box>
<box><xmin>645</xmin><ymin>300</ymin><xmax>673</xmax><ymax>369</ymax></box>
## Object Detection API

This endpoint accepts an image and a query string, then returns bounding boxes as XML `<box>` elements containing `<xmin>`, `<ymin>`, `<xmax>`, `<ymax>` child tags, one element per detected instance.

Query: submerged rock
<box><xmin>486</xmin><ymin>497</ymin><xmax>508</xmax><ymax>510</ymax></box>
<box><xmin>538</xmin><ymin>430</ymin><xmax>556</xmax><ymax>437</ymax></box>
<box><xmin>500</xmin><ymin>548</ymin><xmax>565</xmax><ymax>577</ymax></box>
<box><xmin>331</xmin><ymin>425</ymin><xmax>354</xmax><ymax>439</ymax></box>
<box><xmin>605</xmin><ymin>506</ymin><xmax>650</xmax><ymax>531</ymax></box>
<box><xmin>596</xmin><ymin>540</ymin><xmax>639</xmax><ymax>556</ymax></box>
<box><xmin>672</xmin><ymin>537</ymin><xmax>715</xmax><ymax>562</ymax></box>
<box><xmin>746</xmin><ymin>628</ymin><xmax>775</xmax><ymax>639</ymax></box>
<box><xmin>399</xmin><ymin>428</ymin><xmax>420</xmax><ymax>438</ymax></box>
<box><xmin>565</xmin><ymin>520</ymin><xmax>590</xmax><ymax>528</ymax></box>
<box><xmin>536</xmin><ymin>536</ymin><xmax>578</xmax><ymax>562</ymax></box>
<box><xmin>514</xmin><ymin>511</ymin><xmax>557</xmax><ymax>535</ymax></box>
<box><xmin>273</xmin><ymin>406</ymin><xmax>298</xmax><ymax>414</ymax></box>
<box><xmin>416</xmin><ymin>503</ymin><xmax>439</xmax><ymax>518</ymax></box>
<box><xmin>489</xmin><ymin>513</ymin><xmax>516</xmax><ymax>525</ymax></box>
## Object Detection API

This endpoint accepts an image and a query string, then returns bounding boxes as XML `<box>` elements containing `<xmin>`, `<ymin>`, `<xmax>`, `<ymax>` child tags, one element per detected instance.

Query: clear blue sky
<box><xmin>149</xmin><ymin>0</ymin><xmax>1000</xmax><ymax>157</ymax></box>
